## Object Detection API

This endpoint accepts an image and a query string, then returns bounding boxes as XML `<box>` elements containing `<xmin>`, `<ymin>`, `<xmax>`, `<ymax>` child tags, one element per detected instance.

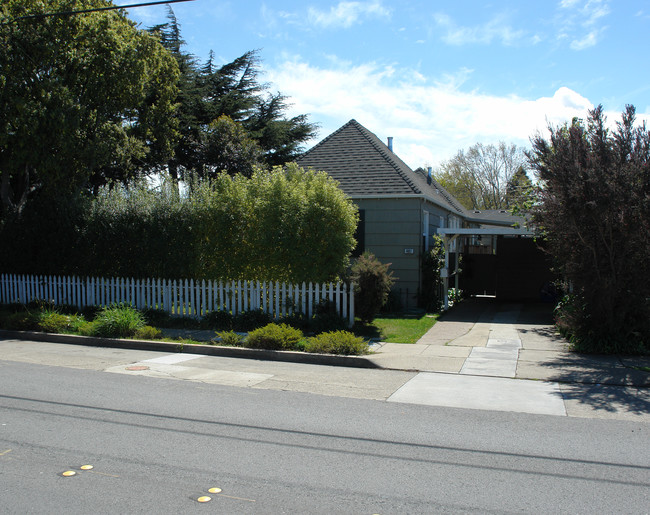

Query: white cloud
<box><xmin>557</xmin><ymin>0</ymin><xmax>610</xmax><ymax>50</ymax></box>
<box><xmin>570</xmin><ymin>30</ymin><xmax>599</xmax><ymax>50</ymax></box>
<box><xmin>307</xmin><ymin>1</ymin><xmax>390</xmax><ymax>29</ymax></box>
<box><xmin>265</xmin><ymin>59</ymin><xmax>603</xmax><ymax>168</ymax></box>
<box><xmin>433</xmin><ymin>12</ymin><xmax>525</xmax><ymax>46</ymax></box>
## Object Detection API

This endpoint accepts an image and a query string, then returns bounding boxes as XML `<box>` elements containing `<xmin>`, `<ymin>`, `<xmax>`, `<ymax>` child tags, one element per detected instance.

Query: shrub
<box><xmin>142</xmin><ymin>308</ymin><xmax>173</xmax><ymax>327</ymax></box>
<box><xmin>38</xmin><ymin>310</ymin><xmax>86</xmax><ymax>333</ymax></box>
<box><xmin>350</xmin><ymin>252</ymin><xmax>395</xmax><ymax>323</ymax></box>
<box><xmin>530</xmin><ymin>105</ymin><xmax>650</xmax><ymax>354</ymax></box>
<box><xmin>309</xmin><ymin>301</ymin><xmax>348</xmax><ymax>334</ymax></box>
<box><xmin>172</xmin><ymin>315</ymin><xmax>201</xmax><ymax>329</ymax></box>
<box><xmin>304</xmin><ymin>331</ymin><xmax>369</xmax><ymax>355</ymax></box>
<box><xmin>134</xmin><ymin>325</ymin><xmax>163</xmax><ymax>340</ymax></box>
<box><xmin>77</xmin><ymin>321</ymin><xmax>95</xmax><ymax>336</ymax></box>
<box><xmin>245</xmin><ymin>323</ymin><xmax>303</xmax><ymax>350</ymax></box>
<box><xmin>233</xmin><ymin>309</ymin><xmax>272</xmax><ymax>332</ymax></box>
<box><xmin>278</xmin><ymin>312</ymin><xmax>310</xmax><ymax>331</ymax></box>
<box><xmin>2</xmin><ymin>310</ymin><xmax>40</xmax><ymax>331</ymax></box>
<box><xmin>201</xmin><ymin>309</ymin><xmax>233</xmax><ymax>330</ymax></box>
<box><xmin>381</xmin><ymin>289</ymin><xmax>403</xmax><ymax>313</ymax></box>
<box><xmin>447</xmin><ymin>288</ymin><xmax>463</xmax><ymax>306</ymax></box>
<box><xmin>91</xmin><ymin>305</ymin><xmax>146</xmax><ymax>338</ymax></box>
<box><xmin>419</xmin><ymin>236</ymin><xmax>445</xmax><ymax>312</ymax></box>
<box><xmin>214</xmin><ymin>330</ymin><xmax>243</xmax><ymax>346</ymax></box>
<box><xmin>79</xmin><ymin>305</ymin><xmax>102</xmax><ymax>322</ymax></box>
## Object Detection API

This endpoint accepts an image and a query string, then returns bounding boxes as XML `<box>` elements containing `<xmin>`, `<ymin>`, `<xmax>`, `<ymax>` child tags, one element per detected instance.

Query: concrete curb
<box><xmin>0</xmin><ymin>329</ymin><xmax>381</xmax><ymax>369</ymax></box>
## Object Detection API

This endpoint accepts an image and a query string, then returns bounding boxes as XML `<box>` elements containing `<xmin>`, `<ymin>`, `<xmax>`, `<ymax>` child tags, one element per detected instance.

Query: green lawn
<box><xmin>354</xmin><ymin>313</ymin><xmax>439</xmax><ymax>344</ymax></box>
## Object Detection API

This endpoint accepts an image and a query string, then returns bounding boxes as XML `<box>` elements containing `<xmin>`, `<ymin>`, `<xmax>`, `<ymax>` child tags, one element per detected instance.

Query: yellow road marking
<box><xmin>0</xmin><ymin>449</ymin><xmax>12</xmax><ymax>456</ymax></box>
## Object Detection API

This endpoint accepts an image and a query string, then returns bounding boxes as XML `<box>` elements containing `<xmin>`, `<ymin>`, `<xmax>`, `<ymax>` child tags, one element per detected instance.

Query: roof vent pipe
<box><xmin>387</xmin><ymin>137</ymin><xmax>393</xmax><ymax>152</ymax></box>
<box><xmin>427</xmin><ymin>166</ymin><xmax>432</xmax><ymax>184</ymax></box>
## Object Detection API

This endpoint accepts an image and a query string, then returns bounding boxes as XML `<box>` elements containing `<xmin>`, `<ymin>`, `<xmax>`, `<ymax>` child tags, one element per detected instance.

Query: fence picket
<box><xmin>0</xmin><ymin>273</ymin><xmax>355</xmax><ymax>327</ymax></box>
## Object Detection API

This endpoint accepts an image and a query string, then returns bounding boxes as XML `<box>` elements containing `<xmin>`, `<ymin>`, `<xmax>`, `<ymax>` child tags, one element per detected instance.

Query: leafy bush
<box><xmin>0</xmin><ymin>305</ymin><xmax>86</xmax><ymax>333</ymax></box>
<box><xmin>304</xmin><ymin>331</ymin><xmax>369</xmax><ymax>355</ymax></box>
<box><xmin>134</xmin><ymin>325</ymin><xmax>163</xmax><ymax>340</ymax></box>
<box><xmin>350</xmin><ymin>252</ymin><xmax>395</xmax><ymax>323</ymax></box>
<box><xmin>309</xmin><ymin>301</ymin><xmax>348</xmax><ymax>334</ymax></box>
<box><xmin>381</xmin><ymin>289</ymin><xmax>403</xmax><ymax>313</ymax></box>
<box><xmin>214</xmin><ymin>330</ymin><xmax>243</xmax><ymax>346</ymax></box>
<box><xmin>1</xmin><ymin>310</ymin><xmax>40</xmax><ymax>331</ymax></box>
<box><xmin>142</xmin><ymin>308</ymin><xmax>173</xmax><ymax>327</ymax></box>
<box><xmin>77</xmin><ymin>321</ymin><xmax>95</xmax><ymax>336</ymax></box>
<box><xmin>244</xmin><ymin>323</ymin><xmax>303</xmax><ymax>350</ymax></box>
<box><xmin>201</xmin><ymin>309</ymin><xmax>233</xmax><ymax>330</ymax></box>
<box><xmin>447</xmin><ymin>288</ymin><xmax>463</xmax><ymax>306</ymax></box>
<box><xmin>554</xmin><ymin>294</ymin><xmax>583</xmax><ymax>341</ymax></box>
<box><xmin>91</xmin><ymin>305</ymin><xmax>146</xmax><ymax>338</ymax></box>
<box><xmin>233</xmin><ymin>309</ymin><xmax>272</xmax><ymax>332</ymax></box>
<box><xmin>419</xmin><ymin>236</ymin><xmax>446</xmax><ymax>312</ymax></box>
<box><xmin>554</xmin><ymin>293</ymin><xmax>648</xmax><ymax>355</ymax></box>
<box><xmin>278</xmin><ymin>312</ymin><xmax>309</xmax><ymax>331</ymax></box>
<box><xmin>38</xmin><ymin>310</ymin><xmax>86</xmax><ymax>333</ymax></box>
<box><xmin>530</xmin><ymin>105</ymin><xmax>650</xmax><ymax>354</ymax></box>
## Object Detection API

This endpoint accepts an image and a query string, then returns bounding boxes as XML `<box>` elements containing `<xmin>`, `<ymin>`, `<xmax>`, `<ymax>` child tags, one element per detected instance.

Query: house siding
<box><xmin>353</xmin><ymin>198</ymin><xmax>423</xmax><ymax>307</ymax></box>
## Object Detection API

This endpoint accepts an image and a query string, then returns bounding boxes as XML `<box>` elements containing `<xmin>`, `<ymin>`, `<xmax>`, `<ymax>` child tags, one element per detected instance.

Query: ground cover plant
<box><xmin>214</xmin><ymin>330</ymin><xmax>244</xmax><ymax>346</ymax></box>
<box><xmin>0</xmin><ymin>303</ymin><xmax>382</xmax><ymax>355</ymax></box>
<box><xmin>354</xmin><ymin>312</ymin><xmax>439</xmax><ymax>344</ymax></box>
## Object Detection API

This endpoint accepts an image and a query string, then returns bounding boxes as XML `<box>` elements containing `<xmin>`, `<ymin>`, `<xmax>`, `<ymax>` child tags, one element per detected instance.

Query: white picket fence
<box><xmin>0</xmin><ymin>274</ymin><xmax>355</xmax><ymax>327</ymax></box>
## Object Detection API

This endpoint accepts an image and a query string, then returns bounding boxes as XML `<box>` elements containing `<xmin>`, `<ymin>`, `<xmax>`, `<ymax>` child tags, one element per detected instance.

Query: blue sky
<box><xmin>121</xmin><ymin>0</ymin><xmax>650</xmax><ymax>168</ymax></box>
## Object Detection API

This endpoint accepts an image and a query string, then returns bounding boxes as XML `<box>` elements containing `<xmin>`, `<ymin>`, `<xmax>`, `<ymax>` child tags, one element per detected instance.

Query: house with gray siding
<box><xmin>297</xmin><ymin>119</ymin><xmax>531</xmax><ymax>307</ymax></box>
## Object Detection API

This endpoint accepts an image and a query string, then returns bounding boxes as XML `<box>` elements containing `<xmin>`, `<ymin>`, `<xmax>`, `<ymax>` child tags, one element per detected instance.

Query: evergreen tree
<box><xmin>505</xmin><ymin>166</ymin><xmax>534</xmax><ymax>210</ymax></box>
<box><xmin>148</xmin><ymin>9</ymin><xmax>318</xmax><ymax>182</ymax></box>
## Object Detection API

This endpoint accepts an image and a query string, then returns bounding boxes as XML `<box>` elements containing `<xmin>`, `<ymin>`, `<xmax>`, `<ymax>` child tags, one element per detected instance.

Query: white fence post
<box><xmin>0</xmin><ymin>273</ymin><xmax>353</xmax><ymax>325</ymax></box>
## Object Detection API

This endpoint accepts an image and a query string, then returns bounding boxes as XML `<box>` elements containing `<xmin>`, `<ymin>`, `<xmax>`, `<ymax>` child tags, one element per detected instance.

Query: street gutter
<box><xmin>0</xmin><ymin>329</ymin><xmax>381</xmax><ymax>369</ymax></box>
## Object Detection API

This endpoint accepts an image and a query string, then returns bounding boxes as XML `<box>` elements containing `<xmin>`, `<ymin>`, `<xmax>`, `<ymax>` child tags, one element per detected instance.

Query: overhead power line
<box><xmin>5</xmin><ymin>0</ymin><xmax>195</xmax><ymax>23</ymax></box>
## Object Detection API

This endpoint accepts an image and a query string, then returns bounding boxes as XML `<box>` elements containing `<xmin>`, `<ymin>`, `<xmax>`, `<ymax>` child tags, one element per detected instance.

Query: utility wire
<box><xmin>3</xmin><ymin>0</ymin><xmax>195</xmax><ymax>24</ymax></box>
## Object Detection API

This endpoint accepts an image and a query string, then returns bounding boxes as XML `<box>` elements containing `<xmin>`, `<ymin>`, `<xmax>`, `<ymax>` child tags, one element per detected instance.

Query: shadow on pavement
<box><xmin>559</xmin><ymin>382</ymin><xmax>650</xmax><ymax>416</ymax></box>
<box><xmin>439</xmin><ymin>297</ymin><xmax>556</xmax><ymax>325</ymax></box>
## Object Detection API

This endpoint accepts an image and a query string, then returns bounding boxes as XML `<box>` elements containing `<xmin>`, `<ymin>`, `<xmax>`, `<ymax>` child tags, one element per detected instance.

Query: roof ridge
<box><xmin>349</xmin><ymin>121</ymin><xmax>422</xmax><ymax>195</ymax></box>
<box><xmin>299</xmin><ymin>119</ymin><xmax>358</xmax><ymax>160</ymax></box>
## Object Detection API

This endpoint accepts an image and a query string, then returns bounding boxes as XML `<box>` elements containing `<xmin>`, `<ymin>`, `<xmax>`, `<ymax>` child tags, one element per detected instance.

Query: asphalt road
<box><xmin>1</xmin><ymin>358</ymin><xmax>649</xmax><ymax>514</ymax></box>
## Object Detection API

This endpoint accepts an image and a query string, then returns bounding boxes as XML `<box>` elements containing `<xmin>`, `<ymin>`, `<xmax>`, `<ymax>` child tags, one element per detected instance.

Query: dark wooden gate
<box><xmin>460</xmin><ymin>237</ymin><xmax>554</xmax><ymax>300</ymax></box>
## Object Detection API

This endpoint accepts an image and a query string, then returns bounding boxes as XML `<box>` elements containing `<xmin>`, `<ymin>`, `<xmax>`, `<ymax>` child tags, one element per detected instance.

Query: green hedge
<box><xmin>0</xmin><ymin>165</ymin><xmax>358</xmax><ymax>284</ymax></box>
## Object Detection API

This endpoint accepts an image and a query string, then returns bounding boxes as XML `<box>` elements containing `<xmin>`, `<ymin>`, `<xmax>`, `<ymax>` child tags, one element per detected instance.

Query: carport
<box><xmin>437</xmin><ymin>227</ymin><xmax>536</xmax><ymax>310</ymax></box>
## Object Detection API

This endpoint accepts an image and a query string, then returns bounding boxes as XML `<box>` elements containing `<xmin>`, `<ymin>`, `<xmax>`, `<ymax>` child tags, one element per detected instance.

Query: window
<box><xmin>422</xmin><ymin>211</ymin><xmax>430</xmax><ymax>251</ymax></box>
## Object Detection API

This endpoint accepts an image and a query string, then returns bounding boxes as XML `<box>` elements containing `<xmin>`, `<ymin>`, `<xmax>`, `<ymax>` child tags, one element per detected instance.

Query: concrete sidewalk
<box><xmin>370</xmin><ymin>299</ymin><xmax>649</xmax><ymax>419</ymax></box>
<box><xmin>370</xmin><ymin>299</ymin><xmax>650</xmax><ymax>388</ymax></box>
<box><xmin>3</xmin><ymin>299</ymin><xmax>647</xmax><ymax>388</ymax></box>
<box><xmin>1</xmin><ymin>299</ymin><xmax>649</xmax><ymax>420</ymax></box>
<box><xmin>158</xmin><ymin>299</ymin><xmax>650</xmax><ymax>387</ymax></box>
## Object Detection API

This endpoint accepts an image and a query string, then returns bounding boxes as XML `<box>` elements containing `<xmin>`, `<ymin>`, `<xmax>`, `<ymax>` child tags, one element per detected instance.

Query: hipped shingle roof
<box><xmin>296</xmin><ymin>119</ymin><xmax>466</xmax><ymax>215</ymax></box>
